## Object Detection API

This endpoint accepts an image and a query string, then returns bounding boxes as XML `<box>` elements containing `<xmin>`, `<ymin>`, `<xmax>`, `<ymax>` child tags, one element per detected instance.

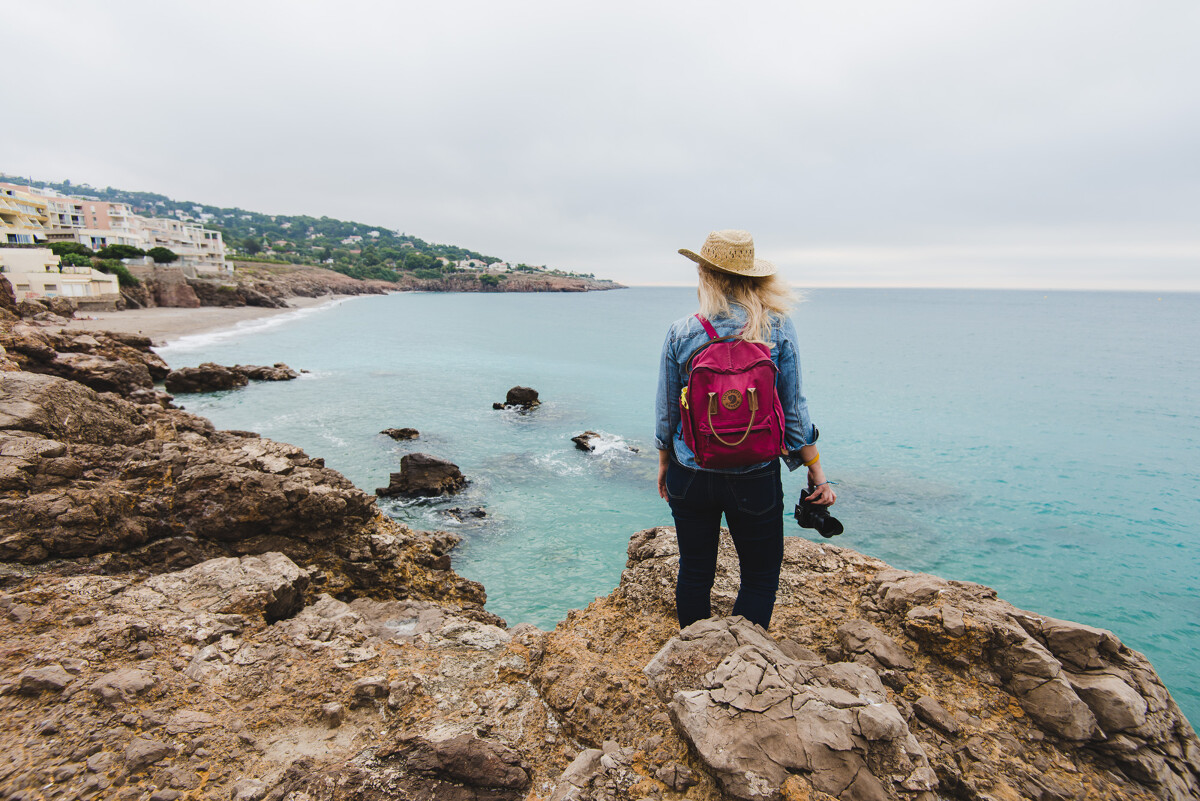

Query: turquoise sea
<box><xmin>160</xmin><ymin>287</ymin><xmax>1200</xmax><ymax>725</ymax></box>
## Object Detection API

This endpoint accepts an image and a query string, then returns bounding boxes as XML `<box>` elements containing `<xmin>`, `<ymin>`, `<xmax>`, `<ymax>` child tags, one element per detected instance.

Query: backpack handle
<box><xmin>706</xmin><ymin>388</ymin><xmax>759</xmax><ymax>447</ymax></box>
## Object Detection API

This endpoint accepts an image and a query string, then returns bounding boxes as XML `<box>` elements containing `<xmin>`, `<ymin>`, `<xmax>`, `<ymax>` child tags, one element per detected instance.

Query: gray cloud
<box><xmin>6</xmin><ymin>1</ymin><xmax>1199</xmax><ymax>288</ymax></box>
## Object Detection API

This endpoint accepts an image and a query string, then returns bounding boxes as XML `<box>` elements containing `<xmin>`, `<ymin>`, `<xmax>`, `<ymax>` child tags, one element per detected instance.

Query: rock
<box><xmin>350</xmin><ymin>676</ymin><xmax>389</xmax><ymax>706</ymax></box>
<box><xmin>441</xmin><ymin>506</ymin><xmax>486</xmax><ymax>523</ymax></box>
<box><xmin>0</xmin><ymin>372</ymin><xmax>144</xmax><ymax>445</ymax></box>
<box><xmin>658</xmin><ymin>618</ymin><xmax>932</xmax><ymax>801</ymax></box>
<box><xmin>837</xmin><ymin>618</ymin><xmax>915</xmax><ymax>671</ymax></box>
<box><xmin>87</xmin><ymin>751</ymin><xmax>117</xmax><ymax>773</ymax></box>
<box><xmin>164</xmin><ymin>363</ymin><xmax>249</xmax><ymax>393</ymax></box>
<box><xmin>381</xmin><ymin>427</ymin><xmax>419</xmax><ymax>440</ymax></box>
<box><xmin>124</xmin><ymin>737</ymin><xmax>175</xmax><ymax>771</ymax></box>
<box><xmin>572</xmin><ymin>430</ymin><xmax>602</xmax><ymax>451</ymax></box>
<box><xmin>141</xmin><ymin>553</ymin><xmax>309</xmax><ymax>623</ymax></box>
<box><xmin>913</xmin><ymin>695</ymin><xmax>961</xmax><ymax>736</ymax></box>
<box><xmin>319</xmin><ymin>702</ymin><xmax>345</xmax><ymax>728</ymax></box>
<box><xmin>91</xmin><ymin>668</ymin><xmax>157</xmax><ymax>706</ymax></box>
<box><xmin>1068</xmin><ymin>672</ymin><xmax>1148</xmax><ymax>732</ymax></box>
<box><xmin>654</xmin><ymin>761</ymin><xmax>698</xmax><ymax>791</ymax></box>
<box><xmin>571</xmin><ymin>430</ymin><xmax>639</xmax><ymax>454</ymax></box>
<box><xmin>150</xmin><ymin>791</ymin><xmax>183</xmax><ymax>801</ymax></box>
<box><xmin>492</xmin><ymin>385</ymin><xmax>539</xmax><ymax>410</ymax></box>
<box><xmin>230</xmin><ymin>778</ymin><xmax>268</xmax><ymax>801</ymax></box>
<box><xmin>233</xmin><ymin>363</ymin><xmax>299</xmax><ymax>381</ymax></box>
<box><xmin>18</xmin><ymin>664</ymin><xmax>72</xmax><ymax>693</ymax></box>
<box><xmin>165</xmin><ymin>710</ymin><xmax>219</xmax><ymax>734</ymax></box>
<box><xmin>397</xmin><ymin>734</ymin><xmax>530</xmax><ymax>790</ymax></box>
<box><xmin>376</xmin><ymin>452</ymin><xmax>467</xmax><ymax>497</ymax></box>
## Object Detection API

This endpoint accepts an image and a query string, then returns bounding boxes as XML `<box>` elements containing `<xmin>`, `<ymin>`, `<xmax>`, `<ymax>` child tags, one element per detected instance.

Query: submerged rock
<box><xmin>376</xmin><ymin>452</ymin><xmax>467</xmax><ymax>497</ymax></box>
<box><xmin>381</xmin><ymin>427</ymin><xmax>419</xmax><ymax>440</ymax></box>
<box><xmin>492</xmin><ymin>385</ymin><xmax>539</xmax><ymax>410</ymax></box>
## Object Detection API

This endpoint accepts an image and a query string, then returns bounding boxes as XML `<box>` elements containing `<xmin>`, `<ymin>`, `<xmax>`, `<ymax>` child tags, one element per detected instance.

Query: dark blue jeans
<box><xmin>665</xmin><ymin>457</ymin><xmax>784</xmax><ymax>631</ymax></box>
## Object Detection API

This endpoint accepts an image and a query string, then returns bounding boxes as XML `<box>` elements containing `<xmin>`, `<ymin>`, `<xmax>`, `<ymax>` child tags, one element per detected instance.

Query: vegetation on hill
<box><xmin>1</xmin><ymin>173</ymin><xmax>605</xmax><ymax>285</ymax></box>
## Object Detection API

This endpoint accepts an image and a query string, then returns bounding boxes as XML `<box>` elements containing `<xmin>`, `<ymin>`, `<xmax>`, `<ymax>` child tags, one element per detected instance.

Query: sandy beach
<box><xmin>57</xmin><ymin>295</ymin><xmax>351</xmax><ymax>346</ymax></box>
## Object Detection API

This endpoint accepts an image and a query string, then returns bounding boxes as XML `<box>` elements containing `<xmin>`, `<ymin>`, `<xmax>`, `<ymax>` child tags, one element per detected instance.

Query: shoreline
<box><xmin>56</xmin><ymin>294</ymin><xmax>355</xmax><ymax>346</ymax></box>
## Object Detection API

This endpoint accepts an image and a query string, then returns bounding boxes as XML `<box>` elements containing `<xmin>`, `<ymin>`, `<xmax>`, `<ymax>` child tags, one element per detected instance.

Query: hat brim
<box><xmin>678</xmin><ymin>248</ymin><xmax>777</xmax><ymax>278</ymax></box>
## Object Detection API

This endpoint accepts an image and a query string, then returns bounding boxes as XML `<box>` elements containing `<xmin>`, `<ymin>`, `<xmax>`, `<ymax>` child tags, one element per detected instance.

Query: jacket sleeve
<box><xmin>776</xmin><ymin>317</ymin><xmax>817</xmax><ymax>471</ymax></box>
<box><xmin>654</xmin><ymin>329</ymin><xmax>681</xmax><ymax>451</ymax></box>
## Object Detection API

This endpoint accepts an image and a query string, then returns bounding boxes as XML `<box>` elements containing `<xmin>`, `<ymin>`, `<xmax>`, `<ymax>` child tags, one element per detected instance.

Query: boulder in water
<box><xmin>377</xmin><ymin>453</ymin><xmax>467</xmax><ymax>497</ymax></box>
<box><xmin>382</xmin><ymin>427</ymin><xmax>420</xmax><ymax>440</ymax></box>
<box><xmin>492</xmin><ymin>386</ymin><xmax>539</xmax><ymax>410</ymax></box>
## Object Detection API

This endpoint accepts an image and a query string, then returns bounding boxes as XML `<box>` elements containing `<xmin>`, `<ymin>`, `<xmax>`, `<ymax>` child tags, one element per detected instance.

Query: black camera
<box><xmin>794</xmin><ymin>488</ymin><xmax>843</xmax><ymax>538</ymax></box>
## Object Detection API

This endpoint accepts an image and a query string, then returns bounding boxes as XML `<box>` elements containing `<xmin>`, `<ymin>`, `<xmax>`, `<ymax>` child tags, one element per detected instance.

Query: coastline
<box><xmin>56</xmin><ymin>294</ymin><xmax>354</xmax><ymax>346</ymax></box>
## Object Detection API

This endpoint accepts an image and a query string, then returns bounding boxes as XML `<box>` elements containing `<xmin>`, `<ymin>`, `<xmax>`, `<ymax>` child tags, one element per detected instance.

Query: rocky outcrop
<box><xmin>376</xmin><ymin>452</ymin><xmax>467</xmax><ymax>497</ymax></box>
<box><xmin>526</xmin><ymin>528</ymin><xmax>1200</xmax><ymax>801</ymax></box>
<box><xmin>0</xmin><ymin>372</ymin><xmax>486</xmax><ymax>610</ymax></box>
<box><xmin>126</xmin><ymin>265</ymin><xmax>201</xmax><ymax>308</ymax></box>
<box><xmin>493</xmin><ymin>386</ymin><xmax>540</xmax><ymax>410</ymax></box>
<box><xmin>381</xmin><ymin>427</ymin><xmax>419</xmax><ymax>440</ymax></box>
<box><xmin>0</xmin><ymin>320</ymin><xmax>170</xmax><ymax>399</ymax></box>
<box><xmin>163</xmin><ymin>362</ymin><xmax>298</xmax><ymax>393</ymax></box>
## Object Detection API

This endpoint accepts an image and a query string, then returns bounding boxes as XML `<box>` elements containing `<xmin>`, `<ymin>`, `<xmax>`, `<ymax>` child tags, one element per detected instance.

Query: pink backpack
<box><xmin>680</xmin><ymin>314</ymin><xmax>787</xmax><ymax>468</ymax></box>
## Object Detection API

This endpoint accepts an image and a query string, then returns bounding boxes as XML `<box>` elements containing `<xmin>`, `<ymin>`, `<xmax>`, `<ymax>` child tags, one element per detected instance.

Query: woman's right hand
<box><xmin>657</xmin><ymin>449</ymin><xmax>670</xmax><ymax>500</ymax></box>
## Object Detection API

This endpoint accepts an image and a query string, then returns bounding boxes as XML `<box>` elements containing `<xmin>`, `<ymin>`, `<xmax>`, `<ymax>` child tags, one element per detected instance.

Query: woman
<box><xmin>655</xmin><ymin>229</ymin><xmax>835</xmax><ymax>631</ymax></box>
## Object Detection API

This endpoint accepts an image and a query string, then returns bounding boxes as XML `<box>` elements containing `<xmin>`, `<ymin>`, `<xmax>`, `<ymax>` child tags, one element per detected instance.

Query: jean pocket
<box><xmin>729</xmin><ymin>472</ymin><xmax>781</xmax><ymax>516</ymax></box>
<box><xmin>665</xmin><ymin>464</ymin><xmax>695</xmax><ymax>501</ymax></box>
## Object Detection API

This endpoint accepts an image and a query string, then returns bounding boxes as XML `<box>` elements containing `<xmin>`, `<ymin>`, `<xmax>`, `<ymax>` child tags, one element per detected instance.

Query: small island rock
<box><xmin>376</xmin><ymin>453</ymin><xmax>467</xmax><ymax>497</ymax></box>
<box><xmin>493</xmin><ymin>386</ymin><xmax>540</xmax><ymax>410</ymax></box>
<box><xmin>381</xmin><ymin>427</ymin><xmax>420</xmax><ymax>440</ymax></box>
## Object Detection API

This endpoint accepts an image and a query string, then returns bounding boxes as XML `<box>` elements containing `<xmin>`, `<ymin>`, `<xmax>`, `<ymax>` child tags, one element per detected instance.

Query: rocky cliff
<box><xmin>121</xmin><ymin>263</ymin><xmax>622</xmax><ymax>311</ymax></box>
<box><xmin>0</xmin><ymin>286</ymin><xmax>1196</xmax><ymax>801</ymax></box>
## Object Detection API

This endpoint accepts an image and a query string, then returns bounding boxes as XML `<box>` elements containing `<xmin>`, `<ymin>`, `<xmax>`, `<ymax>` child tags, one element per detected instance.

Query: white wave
<box><xmin>156</xmin><ymin>299</ymin><xmax>347</xmax><ymax>355</ymax></box>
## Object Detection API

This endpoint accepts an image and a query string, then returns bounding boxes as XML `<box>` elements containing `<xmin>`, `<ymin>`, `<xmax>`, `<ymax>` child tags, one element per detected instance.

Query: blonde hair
<box><xmin>696</xmin><ymin>264</ymin><xmax>793</xmax><ymax>343</ymax></box>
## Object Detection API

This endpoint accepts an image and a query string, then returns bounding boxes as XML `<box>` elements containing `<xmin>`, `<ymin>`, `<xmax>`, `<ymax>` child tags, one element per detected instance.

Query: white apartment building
<box><xmin>135</xmin><ymin>217</ymin><xmax>227</xmax><ymax>274</ymax></box>
<box><xmin>0</xmin><ymin>247</ymin><xmax>119</xmax><ymax>301</ymax></box>
<box><xmin>43</xmin><ymin>197</ymin><xmax>145</xmax><ymax>250</ymax></box>
<box><xmin>0</xmin><ymin>184</ymin><xmax>50</xmax><ymax>244</ymax></box>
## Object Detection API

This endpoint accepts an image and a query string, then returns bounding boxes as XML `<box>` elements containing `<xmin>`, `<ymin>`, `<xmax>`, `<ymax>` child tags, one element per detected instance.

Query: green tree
<box><xmin>48</xmin><ymin>241</ymin><xmax>94</xmax><ymax>258</ymax></box>
<box><xmin>242</xmin><ymin>237</ymin><xmax>263</xmax><ymax>255</ymax></box>
<box><xmin>59</xmin><ymin>253</ymin><xmax>93</xmax><ymax>267</ymax></box>
<box><xmin>95</xmin><ymin>244</ymin><xmax>145</xmax><ymax>260</ymax></box>
<box><xmin>479</xmin><ymin>274</ymin><xmax>501</xmax><ymax>288</ymax></box>
<box><xmin>147</xmin><ymin>247</ymin><xmax>179</xmax><ymax>264</ymax></box>
<box><xmin>95</xmin><ymin>259</ymin><xmax>140</xmax><ymax>287</ymax></box>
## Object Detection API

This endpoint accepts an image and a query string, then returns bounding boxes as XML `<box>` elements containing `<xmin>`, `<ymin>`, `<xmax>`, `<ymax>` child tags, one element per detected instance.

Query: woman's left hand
<box><xmin>807</xmin><ymin>464</ymin><xmax>836</xmax><ymax>505</ymax></box>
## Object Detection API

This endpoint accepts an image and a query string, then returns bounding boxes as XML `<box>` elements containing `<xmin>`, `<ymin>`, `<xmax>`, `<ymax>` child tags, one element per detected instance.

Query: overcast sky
<box><xmin>6</xmin><ymin>1</ymin><xmax>1199</xmax><ymax>289</ymax></box>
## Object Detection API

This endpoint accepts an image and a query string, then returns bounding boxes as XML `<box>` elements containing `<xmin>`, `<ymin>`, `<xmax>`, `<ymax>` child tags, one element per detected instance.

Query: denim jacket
<box><xmin>655</xmin><ymin>306</ymin><xmax>817</xmax><ymax>473</ymax></box>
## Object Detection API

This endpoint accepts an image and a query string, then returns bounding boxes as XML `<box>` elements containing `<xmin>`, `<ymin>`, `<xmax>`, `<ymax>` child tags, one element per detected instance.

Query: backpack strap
<box><xmin>694</xmin><ymin>314</ymin><xmax>719</xmax><ymax>340</ymax></box>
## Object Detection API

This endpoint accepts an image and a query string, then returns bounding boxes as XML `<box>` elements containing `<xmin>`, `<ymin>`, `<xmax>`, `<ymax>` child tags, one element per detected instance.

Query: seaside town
<box><xmin>0</xmin><ymin>180</ymin><xmax>613</xmax><ymax>314</ymax></box>
<box><xmin>0</xmin><ymin>182</ymin><xmax>227</xmax><ymax>308</ymax></box>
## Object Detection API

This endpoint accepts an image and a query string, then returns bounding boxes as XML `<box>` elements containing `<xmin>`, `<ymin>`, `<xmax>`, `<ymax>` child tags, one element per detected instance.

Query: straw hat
<box><xmin>678</xmin><ymin>229</ymin><xmax>776</xmax><ymax>277</ymax></box>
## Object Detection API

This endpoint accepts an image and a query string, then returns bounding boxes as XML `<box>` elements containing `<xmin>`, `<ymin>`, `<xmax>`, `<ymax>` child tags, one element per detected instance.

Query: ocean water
<box><xmin>160</xmin><ymin>287</ymin><xmax>1200</xmax><ymax>725</ymax></box>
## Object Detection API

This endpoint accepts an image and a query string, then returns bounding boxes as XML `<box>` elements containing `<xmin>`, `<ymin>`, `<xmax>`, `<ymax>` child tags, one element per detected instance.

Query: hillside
<box><xmin>0</xmin><ymin>173</ymin><xmax>610</xmax><ymax>285</ymax></box>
